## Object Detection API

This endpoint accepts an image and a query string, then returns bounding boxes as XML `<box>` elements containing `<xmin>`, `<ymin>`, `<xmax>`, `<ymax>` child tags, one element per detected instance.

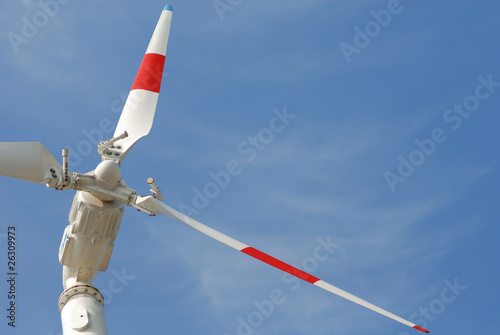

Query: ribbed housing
<box><xmin>68</xmin><ymin>191</ymin><xmax>124</xmax><ymax>241</ymax></box>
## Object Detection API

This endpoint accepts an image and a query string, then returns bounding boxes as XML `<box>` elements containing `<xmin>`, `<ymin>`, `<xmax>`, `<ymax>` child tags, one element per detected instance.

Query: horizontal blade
<box><xmin>111</xmin><ymin>6</ymin><xmax>173</xmax><ymax>163</ymax></box>
<box><xmin>0</xmin><ymin>142</ymin><xmax>62</xmax><ymax>184</ymax></box>
<box><xmin>133</xmin><ymin>196</ymin><xmax>429</xmax><ymax>333</ymax></box>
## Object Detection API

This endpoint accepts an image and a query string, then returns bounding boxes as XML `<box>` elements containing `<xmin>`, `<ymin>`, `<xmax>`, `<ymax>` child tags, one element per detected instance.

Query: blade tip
<box><xmin>164</xmin><ymin>5</ymin><xmax>173</xmax><ymax>11</ymax></box>
<box><xmin>413</xmin><ymin>325</ymin><xmax>430</xmax><ymax>333</ymax></box>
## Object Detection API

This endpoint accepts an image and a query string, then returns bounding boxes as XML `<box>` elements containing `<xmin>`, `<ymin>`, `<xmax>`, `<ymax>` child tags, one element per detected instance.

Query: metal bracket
<box><xmin>46</xmin><ymin>149</ymin><xmax>75</xmax><ymax>191</ymax></box>
<box><xmin>147</xmin><ymin>177</ymin><xmax>165</xmax><ymax>201</ymax></box>
<box><xmin>73</xmin><ymin>173</ymin><xmax>137</xmax><ymax>204</ymax></box>
<box><xmin>97</xmin><ymin>131</ymin><xmax>128</xmax><ymax>159</ymax></box>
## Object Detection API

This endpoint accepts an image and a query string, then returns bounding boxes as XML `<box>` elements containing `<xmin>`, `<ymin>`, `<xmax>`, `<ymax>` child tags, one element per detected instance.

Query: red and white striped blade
<box><xmin>112</xmin><ymin>6</ymin><xmax>173</xmax><ymax>162</ymax></box>
<box><xmin>137</xmin><ymin>196</ymin><xmax>429</xmax><ymax>333</ymax></box>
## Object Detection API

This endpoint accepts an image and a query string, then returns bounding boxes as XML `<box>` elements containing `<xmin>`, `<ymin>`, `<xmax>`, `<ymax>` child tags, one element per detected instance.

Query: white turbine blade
<box><xmin>0</xmin><ymin>142</ymin><xmax>62</xmax><ymax>184</ymax></box>
<box><xmin>111</xmin><ymin>6</ymin><xmax>173</xmax><ymax>162</ymax></box>
<box><xmin>133</xmin><ymin>196</ymin><xmax>429</xmax><ymax>333</ymax></box>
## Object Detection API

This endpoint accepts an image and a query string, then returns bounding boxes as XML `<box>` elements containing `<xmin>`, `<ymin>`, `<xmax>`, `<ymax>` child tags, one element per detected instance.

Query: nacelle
<box><xmin>59</xmin><ymin>191</ymin><xmax>124</xmax><ymax>289</ymax></box>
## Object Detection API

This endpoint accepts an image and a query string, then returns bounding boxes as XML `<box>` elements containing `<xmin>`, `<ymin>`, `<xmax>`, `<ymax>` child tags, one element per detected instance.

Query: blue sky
<box><xmin>0</xmin><ymin>0</ymin><xmax>498</xmax><ymax>334</ymax></box>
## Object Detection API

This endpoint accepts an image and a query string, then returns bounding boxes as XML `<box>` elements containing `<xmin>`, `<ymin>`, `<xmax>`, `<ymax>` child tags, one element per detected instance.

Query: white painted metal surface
<box><xmin>59</xmin><ymin>285</ymin><xmax>107</xmax><ymax>335</ymax></box>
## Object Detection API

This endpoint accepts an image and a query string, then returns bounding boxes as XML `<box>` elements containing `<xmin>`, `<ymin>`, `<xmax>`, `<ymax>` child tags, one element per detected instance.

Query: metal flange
<box><xmin>58</xmin><ymin>284</ymin><xmax>105</xmax><ymax>313</ymax></box>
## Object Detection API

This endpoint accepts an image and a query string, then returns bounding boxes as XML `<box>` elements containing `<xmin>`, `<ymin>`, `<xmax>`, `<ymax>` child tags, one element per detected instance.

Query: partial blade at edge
<box><xmin>133</xmin><ymin>196</ymin><xmax>429</xmax><ymax>333</ymax></box>
<box><xmin>0</xmin><ymin>142</ymin><xmax>62</xmax><ymax>184</ymax></box>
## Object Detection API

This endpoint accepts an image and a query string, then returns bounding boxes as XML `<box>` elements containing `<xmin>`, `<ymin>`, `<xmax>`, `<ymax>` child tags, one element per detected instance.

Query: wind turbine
<box><xmin>0</xmin><ymin>5</ymin><xmax>429</xmax><ymax>334</ymax></box>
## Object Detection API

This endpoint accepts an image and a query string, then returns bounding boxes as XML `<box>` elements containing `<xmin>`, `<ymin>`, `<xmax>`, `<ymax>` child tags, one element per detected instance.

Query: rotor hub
<box><xmin>94</xmin><ymin>160</ymin><xmax>121</xmax><ymax>184</ymax></box>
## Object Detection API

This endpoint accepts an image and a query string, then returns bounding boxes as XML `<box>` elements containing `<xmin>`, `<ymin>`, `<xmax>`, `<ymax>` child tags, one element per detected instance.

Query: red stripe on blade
<box><xmin>131</xmin><ymin>53</ymin><xmax>166</xmax><ymax>93</ymax></box>
<box><xmin>241</xmin><ymin>247</ymin><xmax>320</xmax><ymax>284</ymax></box>
<box><xmin>413</xmin><ymin>325</ymin><xmax>430</xmax><ymax>333</ymax></box>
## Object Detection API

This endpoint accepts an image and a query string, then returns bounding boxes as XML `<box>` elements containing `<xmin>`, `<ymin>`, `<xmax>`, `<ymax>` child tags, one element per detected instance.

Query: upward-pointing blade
<box><xmin>133</xmin><ymin>196</ymin><xmax>429</xmax><ymax>333</ymax></box>
<box><xmin>0</xmin><ymin>142</ymin><xmax>62</xmax><ymax>184</ymax></box>
<box><xmin>110</xmin><ymin>6</ymin><xmax>173</xmax><ymax>163</ymax></box>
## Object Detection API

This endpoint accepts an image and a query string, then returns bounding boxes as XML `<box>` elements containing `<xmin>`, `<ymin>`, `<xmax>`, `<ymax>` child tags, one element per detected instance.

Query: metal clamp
<box><xmin>97</xmin><ymin>131</ymin><xmax>128</xmax><ymax>157</ymax></box>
